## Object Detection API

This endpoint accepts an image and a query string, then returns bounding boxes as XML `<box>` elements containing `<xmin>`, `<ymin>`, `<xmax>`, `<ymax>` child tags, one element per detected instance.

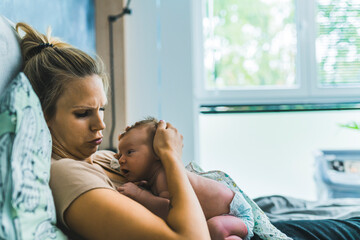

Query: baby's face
<box><xmin>117</xmin><ymin>126</ymin><xmax>158</xmax><ymax>182</ymax></box>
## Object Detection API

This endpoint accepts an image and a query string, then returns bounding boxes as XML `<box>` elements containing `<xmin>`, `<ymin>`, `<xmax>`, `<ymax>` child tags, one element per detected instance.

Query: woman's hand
<box><xmin>153</xmin><ymin>120</ymin><xmax>183</xmax><ymax>163</ymax></box>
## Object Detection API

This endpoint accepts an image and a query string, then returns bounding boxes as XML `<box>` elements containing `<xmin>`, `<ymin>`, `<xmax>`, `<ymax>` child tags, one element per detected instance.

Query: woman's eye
<box><xmin>100</xmin><ymin>107</ymin><xmax>105</xmax><ymax>112</ymax></box>
<box><xmin>74</xmin><ymin>110</ymin><xmax>90</xmax><ymax>118</ymax></box>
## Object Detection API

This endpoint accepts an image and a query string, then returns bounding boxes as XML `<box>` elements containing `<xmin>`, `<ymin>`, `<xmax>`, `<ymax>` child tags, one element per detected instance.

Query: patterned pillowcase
<box><xmin>0</xmin><ymin>73</ymin><xmax>66</xmax><ymax>239</ymax></box>
<box><xmin>186</xmin><ymin>162</ymin><xmax>293</xmax><ymax>240</ymax></box>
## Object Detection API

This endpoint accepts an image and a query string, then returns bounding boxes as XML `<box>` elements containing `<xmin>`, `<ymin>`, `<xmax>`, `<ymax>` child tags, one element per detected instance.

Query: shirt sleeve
<box><xmin>50</xmin><ymin>158</ymin><xmax>116</xmax><ymax>228</ymax></box>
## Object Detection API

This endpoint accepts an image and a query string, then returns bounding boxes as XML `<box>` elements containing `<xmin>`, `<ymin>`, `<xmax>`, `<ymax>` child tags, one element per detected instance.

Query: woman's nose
<box><xmin>91</xmin><ymin>113</ymin><xmax>106</xmax><ymax>131</ymax></box>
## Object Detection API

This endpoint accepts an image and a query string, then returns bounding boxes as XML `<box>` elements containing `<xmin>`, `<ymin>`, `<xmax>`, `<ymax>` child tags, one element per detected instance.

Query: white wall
<box><xmin>199</xmin><ymin>110</ymin><xmax>360</xmax><ymax>201</ymax></box>
<box><xmin>123</xmin><ymin>0</ymin><xmax>195</xmax><ymax>164</ymax></box>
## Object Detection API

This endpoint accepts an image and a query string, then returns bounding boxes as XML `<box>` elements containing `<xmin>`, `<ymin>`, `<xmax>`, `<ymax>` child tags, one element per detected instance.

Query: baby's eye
<box><xmin>127</xmin><ymin>150</ymin><xmax>134</xmax><ymax>155</ymax></box>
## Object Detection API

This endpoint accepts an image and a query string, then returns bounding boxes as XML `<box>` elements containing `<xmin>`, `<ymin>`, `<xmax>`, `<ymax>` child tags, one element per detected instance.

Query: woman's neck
<box><xmin>52</xmin><ymin>136</ymin><xmax>92</xmax><ymax>163</ymax></box>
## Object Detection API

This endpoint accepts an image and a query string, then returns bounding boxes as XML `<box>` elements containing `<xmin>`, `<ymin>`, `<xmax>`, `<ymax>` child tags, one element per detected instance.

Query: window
<box><xmin>195</xmin><ymin>0</ymin><xmax>360</xmax><ymax>105</ymax></box>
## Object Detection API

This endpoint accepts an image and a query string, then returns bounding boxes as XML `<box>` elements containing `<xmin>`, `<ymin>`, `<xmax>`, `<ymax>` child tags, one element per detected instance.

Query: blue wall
<box><xmin>0</xmin><ymin>0</ymin><xmax>95</xmax><ymax>55</ymax></box>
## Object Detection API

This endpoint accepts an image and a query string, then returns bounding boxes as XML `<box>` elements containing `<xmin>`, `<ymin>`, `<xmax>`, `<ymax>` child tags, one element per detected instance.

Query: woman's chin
<box><xmin>87</xmin><ymin>142</ymin><xmax>100</xmax><ymax>150</ymax></box>
<box><xmin>90</xmin><ymin>145</ymin><xmax>100</xmax><ymax>153</ymax></box>
<box><xmin>82</xmin><ymin>145</ymin><xmax>99</xmax><ymax>158</ymax></box>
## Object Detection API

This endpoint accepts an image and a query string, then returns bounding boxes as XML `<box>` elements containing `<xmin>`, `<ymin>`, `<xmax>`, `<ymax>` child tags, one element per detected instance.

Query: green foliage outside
<box><xmin>204</xmin><ymin>0</ymin><xmax>360</xmax><ymax>89</ymax></box>
<box><xmin>340</xmin><ymin>121</ymin><xmax>360</xmax><ymax>131</ymax></box>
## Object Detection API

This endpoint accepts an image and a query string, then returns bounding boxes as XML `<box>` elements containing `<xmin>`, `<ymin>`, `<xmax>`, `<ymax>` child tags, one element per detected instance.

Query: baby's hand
<box><xmin>117</xmin><ymin>182</ymin><xmax>143</xmax><ymax>200</ymax></box>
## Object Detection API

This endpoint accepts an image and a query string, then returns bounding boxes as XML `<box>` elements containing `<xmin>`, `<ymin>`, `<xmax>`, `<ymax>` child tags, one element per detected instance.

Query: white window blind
<box><xmin>316</xmin><ymin>0</ymin><xmax>360</xmax><ymax>87</ymax></box>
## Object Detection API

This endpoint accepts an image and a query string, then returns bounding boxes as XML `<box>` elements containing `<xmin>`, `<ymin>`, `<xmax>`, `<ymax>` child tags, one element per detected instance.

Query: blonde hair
<box><xmin>16</xmin><ymin>22</ymin><xmax>109</xmax><ymax>120</ymax></box>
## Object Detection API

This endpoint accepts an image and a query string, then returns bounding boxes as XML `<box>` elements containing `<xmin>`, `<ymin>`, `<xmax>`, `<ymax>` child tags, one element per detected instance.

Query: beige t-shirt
<box><xmin>50</xmin><ymin>150</ymin><xmax>126</xmax><ymax>229</ymax></box>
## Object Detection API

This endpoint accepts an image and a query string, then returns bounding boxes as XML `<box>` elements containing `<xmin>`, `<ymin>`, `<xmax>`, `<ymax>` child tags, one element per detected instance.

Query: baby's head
<box><xmin>118</xmin><ymin>117</ymin><xmax>158</xmax><ymax>142</ymax></box>
<box><xmin>117</xmin><ymin>117</ymin><xmax>160</xmax><ymax>181</ymax></box>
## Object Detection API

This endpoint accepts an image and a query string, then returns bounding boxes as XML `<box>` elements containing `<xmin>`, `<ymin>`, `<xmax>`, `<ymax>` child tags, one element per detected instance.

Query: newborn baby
<box><xmin>115</xmin><ymin>118</ymin><xmax>254</xmax><ymax>240</ymax></box>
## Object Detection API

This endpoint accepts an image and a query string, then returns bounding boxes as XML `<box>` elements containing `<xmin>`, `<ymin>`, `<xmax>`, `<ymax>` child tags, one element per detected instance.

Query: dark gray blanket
<box><xmin>254</xmin><ymin>195</ymin><xmax>360</xmax><ymax>221</ymax></box>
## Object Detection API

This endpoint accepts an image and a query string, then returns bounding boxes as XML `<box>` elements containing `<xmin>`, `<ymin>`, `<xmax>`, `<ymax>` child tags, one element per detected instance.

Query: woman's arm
<box><xmin>152</xmin><ymin>120</ymin><xmax>210</xmax><ymax>238</ymax></box>
<box><xmin>65</xmin><ymin>188</ymin><xmax>179</xmax><ymax>240</ymax></box>
<box><xmin>64</xmin><ymin>120</ymin><xmax>210</xmax><ymax>240</ymax></box>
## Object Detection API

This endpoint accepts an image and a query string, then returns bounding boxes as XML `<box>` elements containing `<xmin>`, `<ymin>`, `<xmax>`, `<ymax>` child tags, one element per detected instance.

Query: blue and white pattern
<box><xmin>0</xmin><ymin>73</ymin><xmax>66</xmax><ymax>240</ymax></box>
<box><xmin>228</xmin><ymin>191</ymin><xmax>254</xmax><ymax>240</ymax></box>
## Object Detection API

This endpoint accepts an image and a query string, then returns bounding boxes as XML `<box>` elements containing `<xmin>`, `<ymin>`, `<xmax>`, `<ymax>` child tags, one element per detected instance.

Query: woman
<box><xmin>16</xmin><ymin>22</ymin><xmax>210</xmax><ymax>240</ymax></box>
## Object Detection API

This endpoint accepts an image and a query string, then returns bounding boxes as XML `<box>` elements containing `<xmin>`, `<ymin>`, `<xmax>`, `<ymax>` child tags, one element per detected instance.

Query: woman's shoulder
<box><xmin>50</xmin><ymin>150</ymin><xmax>115</xmax><ymax>169</ymax></box>
<box><xmin>50</xmin><ymin>154</ymin><xmax>116</xmax><ymax>198</ymax></box>
<box><xmin>51</xmin><ymin>157</ymin><xmax>92</xmax><ymax>171</ymax></box>
<box><xmin>50</xmin><ymin>150</ymin><xmax>125</xmax><ymax>186</ymax></box>
<box><xmin>92</xmin><ymin>150</ymin><xmax>116</xmax><ymax>162</ymax></box>
<box><xmin>51</xmin><ymin>157</ymin><xmax>82</xmax><ymax>171</ymax></box>
<box><xmin>50</xmin><ymin>154</ymin><xmax>112</xmax><ymax>180</ymax></box>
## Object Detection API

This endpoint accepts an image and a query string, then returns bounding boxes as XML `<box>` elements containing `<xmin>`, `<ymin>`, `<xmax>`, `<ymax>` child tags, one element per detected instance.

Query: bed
<box><xmin>254</xmin><ymin>195</ymin><xmax>360</xmax><ymax>239</ymax></box>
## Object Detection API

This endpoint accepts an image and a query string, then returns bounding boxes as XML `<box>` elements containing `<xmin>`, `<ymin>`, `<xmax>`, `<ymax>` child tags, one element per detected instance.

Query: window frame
<box><xmin>192</xmin><ymin>0</ymin><xmax>360</xmax><ymax>106</ymax></box>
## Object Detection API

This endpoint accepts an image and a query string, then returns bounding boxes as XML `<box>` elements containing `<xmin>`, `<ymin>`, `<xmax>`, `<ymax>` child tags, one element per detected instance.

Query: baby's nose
<box><xmin>119</xmin><ymin>156</ymin><xmax>126</xmax><ymax>164</ymax></box>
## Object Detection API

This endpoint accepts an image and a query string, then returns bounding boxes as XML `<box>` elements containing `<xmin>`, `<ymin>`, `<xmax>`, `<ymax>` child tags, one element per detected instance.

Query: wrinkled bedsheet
<box><xmin>254</xmin><ymin>195</ymin><xmax>360</xmax><ymax>221</ymax></box>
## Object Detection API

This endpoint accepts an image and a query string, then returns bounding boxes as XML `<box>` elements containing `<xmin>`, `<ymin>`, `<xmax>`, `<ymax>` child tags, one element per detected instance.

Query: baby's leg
<box><xmin>207</xmin><ymin>215</ymin><xmax>248</xmax><ymax>240</ymax></box>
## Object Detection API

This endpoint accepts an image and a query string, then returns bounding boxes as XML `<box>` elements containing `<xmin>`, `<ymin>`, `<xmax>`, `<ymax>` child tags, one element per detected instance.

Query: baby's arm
<box><xmin>118</xmin><ymin>182</ymin><xmax>170</xmax><ymax>220</ymax></box>
<box><xmin>118</xmin><ymin>167</ymin><xmax>171</xmax><ymax>219</ymax></box>
<box><xmin>154</xmin><ymin>167</ymin><xmax>170</xmax><ymax>199</ymax></box>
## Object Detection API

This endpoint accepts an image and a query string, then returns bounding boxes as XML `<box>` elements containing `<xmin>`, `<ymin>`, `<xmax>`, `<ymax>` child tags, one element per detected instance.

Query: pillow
<box><xmin>0</xmin><ymin>73</ymin><xmax>66</xmax><ymax>239</ymax></box>
<box><xmin>0</xmin><ymin>16</ymin><xmax>22</xmax><ymax>96</ymax></box>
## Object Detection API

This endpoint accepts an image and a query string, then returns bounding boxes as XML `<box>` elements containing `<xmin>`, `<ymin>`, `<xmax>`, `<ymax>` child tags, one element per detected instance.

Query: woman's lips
<box><xmin>90</xmin><ymin>138</ymin><xmax>103</xmax><ymax>145</ymax></box>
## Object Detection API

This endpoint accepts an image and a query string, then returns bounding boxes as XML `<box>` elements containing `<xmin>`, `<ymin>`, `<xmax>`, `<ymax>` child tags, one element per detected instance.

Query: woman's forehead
<box><xmin>59</xmin><ymin>75</ymin><xmax>107</xmax><ymax>108</ymax></box>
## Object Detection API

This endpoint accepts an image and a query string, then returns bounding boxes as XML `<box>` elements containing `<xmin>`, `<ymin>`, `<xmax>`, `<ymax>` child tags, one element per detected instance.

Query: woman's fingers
<box><xmin>157</xmin><ymin>119</ymin><xmax>166</xmax><ymax>129</ymax></box>
<box><xmin>153</xmin><ymin>120</ymin><xmax>183</xmax><ymax>162</ymax></box>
